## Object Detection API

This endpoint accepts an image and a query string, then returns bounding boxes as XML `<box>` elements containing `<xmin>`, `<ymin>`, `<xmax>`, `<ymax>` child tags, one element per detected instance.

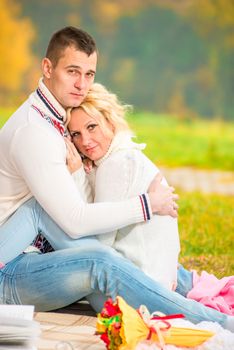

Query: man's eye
<box><xmin>86</xmin><ymin>72</ymin><xmax>95</xmax><ymax>78</ymax></box>
<box><xmin>68</xmin><ymin>69</ymin><xmax>77</xmax><ymax>75</ymax></box>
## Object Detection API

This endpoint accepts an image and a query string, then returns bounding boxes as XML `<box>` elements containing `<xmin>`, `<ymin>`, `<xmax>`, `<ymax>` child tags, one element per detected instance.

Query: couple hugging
<box><xmin>0</xmin><ymin>26</ymin><xmax>233</xmax><ymax>333</ymax></box>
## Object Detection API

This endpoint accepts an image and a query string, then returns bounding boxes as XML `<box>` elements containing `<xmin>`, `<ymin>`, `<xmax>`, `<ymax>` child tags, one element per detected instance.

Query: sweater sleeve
<box><xmin>93</xmin><ymin>151</ymin><xmax>134</xmax><ymax>246</ymax></box>
<box><xmin>11</xmin><ymin>124</ymin><xmax>149</xmax><ymax>238</ymax></box>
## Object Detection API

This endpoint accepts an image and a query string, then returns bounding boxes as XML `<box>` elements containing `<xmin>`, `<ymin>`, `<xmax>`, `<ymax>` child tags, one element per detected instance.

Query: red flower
<box><xmin>100</xmin><ymin>331</ymin><xmax>110</xmax><ymax>347</ymax></box>
<box><xmin>101</xmin><ymin>299</ymin><xmax>121</xmax><ymax>317</ymax></box>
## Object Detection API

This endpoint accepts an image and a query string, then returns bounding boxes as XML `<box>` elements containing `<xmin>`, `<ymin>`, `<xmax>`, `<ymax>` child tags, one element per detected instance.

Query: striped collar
<box><xmin>36</xmin><ymin>87</ymin><xmax>64</xmax><ymax>121</ymax></box>
<box><xmin>35</xmin><ymin>78</ymin><xmax>66</xmax><ymax>123</ymax></box>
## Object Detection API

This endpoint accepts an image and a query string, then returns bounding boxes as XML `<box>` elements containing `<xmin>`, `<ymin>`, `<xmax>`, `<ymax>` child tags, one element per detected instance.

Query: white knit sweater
<box><xmin>89</xmin><ymin>132</ymin><xmax>180</xmax><ymax>290</ymax></box>
<box><xmin>0</xmin><ymin>79</ymin><xmax>151</xmax><ymax>237</ymax></box>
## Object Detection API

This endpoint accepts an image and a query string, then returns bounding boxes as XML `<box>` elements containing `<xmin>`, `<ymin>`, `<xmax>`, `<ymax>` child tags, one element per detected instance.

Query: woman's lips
<box><xmin>85</xmin><ymin>145</ymin><xmax>97</xmax><ymax>154</ymax></box>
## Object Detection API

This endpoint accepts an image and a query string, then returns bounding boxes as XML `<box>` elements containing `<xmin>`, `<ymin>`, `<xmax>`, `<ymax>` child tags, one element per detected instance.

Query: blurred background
<box><xmin>0</xmin><ymin>0</ymin><xmax>233</xmax><ymax>274</ymax></box>
<box><xmin>1</xmin><ymin>0</ymin><xmax>234</xmax><ymax>120</ymax></box>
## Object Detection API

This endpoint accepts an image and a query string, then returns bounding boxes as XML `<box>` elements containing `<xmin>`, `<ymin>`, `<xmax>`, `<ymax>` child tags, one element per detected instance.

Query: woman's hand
<box><xmin>83</xmin><ymin>158</ymin><xmax>93</xmax><ymax>174</ymax></box>
<box><xmin>64</xmin><ymin>137</ymin><xmax>82</xmax><ymax>174</ymax></box>
<box><xmin>148</xmin><ymin>173</ymin><xmax>179</xmax><ymax>218</ymax></box>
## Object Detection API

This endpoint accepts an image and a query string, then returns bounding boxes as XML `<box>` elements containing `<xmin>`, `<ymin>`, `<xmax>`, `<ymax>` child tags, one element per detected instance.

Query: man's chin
<box><xmin>63</xmin><ymin>98</ymin><xmax>83</xmax><ymax>109</ymax></box>
<box><xmin>71</xmin><ymin>97</ymin><xmax>85</xmax><ymax>108</ymax></box>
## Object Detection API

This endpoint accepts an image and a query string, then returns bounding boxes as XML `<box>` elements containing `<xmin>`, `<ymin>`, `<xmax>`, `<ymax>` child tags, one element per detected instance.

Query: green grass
<box><xmin>178</xmin><ymin>191</ymin><xmax>234</xmax><ymax>277</ymax></box>
<box><xmin>128</xmin><ymin>112</ymin><xmax>234</xmax><ymax>171</ymax></box>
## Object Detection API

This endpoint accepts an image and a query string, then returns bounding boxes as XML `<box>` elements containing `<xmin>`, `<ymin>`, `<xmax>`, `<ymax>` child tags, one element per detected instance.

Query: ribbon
<box><xmin>138</xmin><ymin>306</ymin><xmax>185</xmax><ymax>350</ymax></box>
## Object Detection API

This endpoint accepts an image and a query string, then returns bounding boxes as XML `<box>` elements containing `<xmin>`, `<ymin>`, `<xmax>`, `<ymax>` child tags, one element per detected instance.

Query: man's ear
<box><xmin>41</xmin><ymin>57</ymin><xmax>53</xmax><ymax>79</ymax></box>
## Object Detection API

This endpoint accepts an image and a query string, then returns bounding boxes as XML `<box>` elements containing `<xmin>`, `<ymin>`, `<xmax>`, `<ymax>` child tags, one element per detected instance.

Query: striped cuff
<box><xmin>139</xmin><ymin>194</ymin><xmax>151</xmax><ymax>221</ymax></box>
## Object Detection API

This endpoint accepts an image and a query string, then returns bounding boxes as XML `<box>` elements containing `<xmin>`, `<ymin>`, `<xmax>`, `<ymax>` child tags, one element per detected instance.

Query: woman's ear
<box><xmin>110</xmin><ymin>122</ymin><xmax>115</xmax><ymax>133</ymax></box>
<box><xmin>106</xmin><ymin>118</ymin><xmax>115</xmax><ymax>133</ymax></box>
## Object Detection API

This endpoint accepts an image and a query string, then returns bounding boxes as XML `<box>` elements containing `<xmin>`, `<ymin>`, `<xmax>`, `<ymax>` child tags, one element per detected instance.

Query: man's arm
<box><xmin>12</xmin><ymin>124</ymin><xmax>177</xmax><ymax>238</ymax></box>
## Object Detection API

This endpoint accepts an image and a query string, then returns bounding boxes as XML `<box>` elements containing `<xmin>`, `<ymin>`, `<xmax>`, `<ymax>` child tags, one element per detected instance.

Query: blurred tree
<box><xmin>7</xmin><ymin>0</ymin><xmax>234</xmax><ymax>119</ymax></box>
<box><xmin>98</xmin><ymin>6</ymin><xmax>209</xmax><ymax>116</ymax></box>
<box><xmin>19</xmin><ymin>0</ymin><xmax>75</xmax><ymax>56</ymax></box>
<box><xmin>184</xmin><ymin>0</ymin><xmax>234</xmax><ymax>119</ymax></box>
<box><xmin>0</xmin><ymin>0</ymin><xmax>35</xmax><ymax>103</ymax></box>
<box><xmin>185</xmin><ymin>0</ymin><xmax>234</xmax><ymax>45</ymax></box>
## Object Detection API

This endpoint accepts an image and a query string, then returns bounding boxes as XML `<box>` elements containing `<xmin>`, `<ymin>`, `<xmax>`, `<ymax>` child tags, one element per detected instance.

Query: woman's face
<box><xmin>68</xmin><ymin>108</ymin><xmax>114</xmax><ymax>161</ymax></box>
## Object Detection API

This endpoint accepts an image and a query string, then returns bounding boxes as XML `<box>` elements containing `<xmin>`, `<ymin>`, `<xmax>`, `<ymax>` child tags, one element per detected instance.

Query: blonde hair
<box><xmin>68</xmin><ymin>83</ymin><xmax>132</xmax><ymax>134</ymax></box>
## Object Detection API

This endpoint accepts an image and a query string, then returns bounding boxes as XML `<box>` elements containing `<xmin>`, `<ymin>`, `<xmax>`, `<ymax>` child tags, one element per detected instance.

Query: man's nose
<box><xmin>74</xmin><ymin>75</ymin><xmax>86</xmax><ymax>90</ymax></box>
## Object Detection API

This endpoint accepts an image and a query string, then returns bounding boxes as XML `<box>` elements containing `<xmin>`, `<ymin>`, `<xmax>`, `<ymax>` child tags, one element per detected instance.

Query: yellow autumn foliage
<box><xmin>0</xmin><ymin>0</ymin><xmax>35</xmax><ymax>92</ymax></box>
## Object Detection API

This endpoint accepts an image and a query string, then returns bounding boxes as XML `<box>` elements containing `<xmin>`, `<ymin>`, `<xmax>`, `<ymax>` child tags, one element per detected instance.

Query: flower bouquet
<box><xmin>96</xmin><ymin>296</ymin><xmax>214</xmax><ymax>350</ymax></box>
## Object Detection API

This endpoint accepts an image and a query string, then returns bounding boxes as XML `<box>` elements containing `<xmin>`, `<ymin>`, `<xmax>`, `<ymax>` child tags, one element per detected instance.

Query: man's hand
<box><xmin>148</xmin><ymin>173</ymin><xmax>179</xmax><ymax>218</ymax></box>
<box><xmin>64</xmin><ymin>137</ymin><xmax>82</xmax><ymax>174</ymax></box>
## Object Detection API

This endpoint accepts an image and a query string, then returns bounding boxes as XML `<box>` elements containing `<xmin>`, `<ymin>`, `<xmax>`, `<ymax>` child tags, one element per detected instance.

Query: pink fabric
<box><xmin>0</xmin><ymin>262</ymin><xmax>5</xmax><ymax>269</ymax></box>
<box><xmin>187</xmin><ymin>270</ymin><xmax>234</xmax><ymax>315</ymax></box>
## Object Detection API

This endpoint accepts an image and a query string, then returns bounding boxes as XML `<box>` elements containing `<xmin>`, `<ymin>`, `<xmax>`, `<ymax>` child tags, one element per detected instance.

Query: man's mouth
<box><xmin>70</xmin><ymin>92</ymin><xmax>84</xmax><ymax>98</ymax></box>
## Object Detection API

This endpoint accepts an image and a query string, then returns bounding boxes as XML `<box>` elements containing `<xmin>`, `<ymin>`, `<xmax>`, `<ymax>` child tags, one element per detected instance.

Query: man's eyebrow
<box><xmin>65</xmin><ymin>64</ymin><xmax>96</xmax><ymax>73</ymax></box>
<box><xmin>65</xmin><ymin>64</ymin><xmax>81</xmax><ymax>69</ymax></box>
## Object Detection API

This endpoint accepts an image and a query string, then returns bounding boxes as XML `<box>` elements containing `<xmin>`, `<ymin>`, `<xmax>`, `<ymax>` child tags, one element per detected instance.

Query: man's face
<box><xmin>42</xmin><ymin>46</ymin><xmax>97</xmax><ymax>109</ymax></box>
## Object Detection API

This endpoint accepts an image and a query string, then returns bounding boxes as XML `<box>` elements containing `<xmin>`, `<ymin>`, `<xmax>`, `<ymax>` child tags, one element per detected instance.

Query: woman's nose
<box><xmin>81</xmin><ymin>132</ymin><xmax>91</xmax><ymax>146</ymax></box>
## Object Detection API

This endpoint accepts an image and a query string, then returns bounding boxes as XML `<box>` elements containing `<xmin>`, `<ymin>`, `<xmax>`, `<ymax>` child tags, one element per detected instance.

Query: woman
<box><xmin>67</xmin><ymin>82</ymin><xmax>234</xmax><ymax>320</ymax></box>
<box><xmin>67</xmin><ymin>83</ymin><xmax>180</xmax><ymax>291</ymax></box>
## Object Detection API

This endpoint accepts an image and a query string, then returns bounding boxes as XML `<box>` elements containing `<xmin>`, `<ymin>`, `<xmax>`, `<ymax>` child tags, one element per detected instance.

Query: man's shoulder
<box><xmin>1</xmin><ymin>99</ymin><xmax>61</xmax><ymax>144</ymax></box>
<box><xmin>4</xmin><ymin>98</ymin><xmax>38</xmax><ymax>124</ymax></box>
<box><xmin>0</xmin><ymin>99</ymin><xmax>30</xmax><ymax>135</ymax></box>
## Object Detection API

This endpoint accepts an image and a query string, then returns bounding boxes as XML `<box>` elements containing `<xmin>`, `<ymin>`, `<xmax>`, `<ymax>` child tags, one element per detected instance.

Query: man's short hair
<box><xmin>46</xmin><ymin>26</ymin><xmax>97</xmax><ymax>66</ymax></box>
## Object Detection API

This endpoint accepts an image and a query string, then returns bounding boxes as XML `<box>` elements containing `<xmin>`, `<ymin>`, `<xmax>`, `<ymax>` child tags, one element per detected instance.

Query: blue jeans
<box><xmin>0</xmin><ymin>198</ymin><xmax>98</xmax><ymax>264</ymax></box>
<box><xmin>0</xmin><ymin>198</ymin><xmax>228</xmax><ymax>327</ymax></box>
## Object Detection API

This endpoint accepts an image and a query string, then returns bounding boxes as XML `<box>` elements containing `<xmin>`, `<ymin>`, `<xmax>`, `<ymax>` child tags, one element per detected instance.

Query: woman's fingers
<box><xmin>172</xmin><ymin>202</ymin><xmax>179</xmax><ymax>210</ymax></box>
<box><xmin>64</xmin><ymin>137</ymin><xmax>82</xmax><ymax>173</ymax></box>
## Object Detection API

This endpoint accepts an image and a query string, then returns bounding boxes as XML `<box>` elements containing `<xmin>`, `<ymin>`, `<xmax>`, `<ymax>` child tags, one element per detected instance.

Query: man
<box><xmin>0</xmin><ymin>26</ymin><xmax>177</xmax><ymax>261</ymax></box>
<box><xmin>0</xmin><ymin>27</ymin><xmax>233</xmax><ymax>331</ymax></box>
